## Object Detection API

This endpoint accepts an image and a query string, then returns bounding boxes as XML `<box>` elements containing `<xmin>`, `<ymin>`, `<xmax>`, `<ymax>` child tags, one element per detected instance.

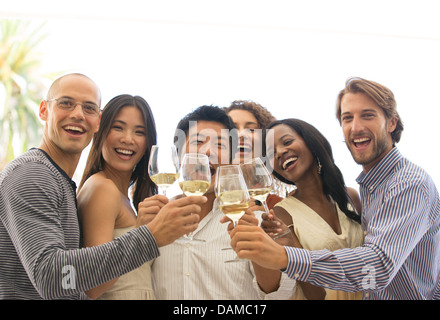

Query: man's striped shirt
<box><xmin>0</xmin><ymin>148</ymin><xmax>159</xmax><ymax>299</ymax></box>
<box><xmin>283</xmin><ymin>148</ymin><xmax>440</xmax><ymax>299</ymax></box>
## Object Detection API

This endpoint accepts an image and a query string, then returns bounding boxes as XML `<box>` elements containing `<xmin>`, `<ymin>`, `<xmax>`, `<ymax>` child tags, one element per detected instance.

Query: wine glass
<box><xmin>215</xmin><ymin>165</ymin><xmax>250</xmax><ymax>262</ymax></box>
<box><xmin>148</xmin><ymin>145</ymin><xmax>179</xmax><ymax>197</ymax></box>
<box><xmin>241</xmin><ymin>157</ymin><xmax>291</xmax><ymax>239</ymax></box>
<box><xmin>178</xmin><ymin>153</ymin><xmax>211</xmax><ymax>241</ymax></box>
<box><xmin>240</xmin><ymin>157</ymin><xmax>272</xmax><ymax>215</ymax></box>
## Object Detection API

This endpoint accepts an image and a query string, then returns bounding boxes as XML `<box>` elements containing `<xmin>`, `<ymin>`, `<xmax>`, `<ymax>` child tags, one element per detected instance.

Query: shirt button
<box><xmin>185</xmin><ymin>273</ymin><xmax>190</xmax><ymax>277</ymax></box>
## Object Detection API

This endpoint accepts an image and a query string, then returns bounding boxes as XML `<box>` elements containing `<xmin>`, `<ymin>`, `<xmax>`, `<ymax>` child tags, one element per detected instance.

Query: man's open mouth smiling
<box><xmin>238</xmin><ymin>144</ymin><xmax>252</xmax><ymax>154</ymax></box>
<box><xmin>64</xmin><ymin>125</ymin><xmax>85</xmax><ymax>136</ymax></box>
<box><xmin>352</xmin><ymin>137</ymin><xmax>371</xmax><ymax>148</ymax></box>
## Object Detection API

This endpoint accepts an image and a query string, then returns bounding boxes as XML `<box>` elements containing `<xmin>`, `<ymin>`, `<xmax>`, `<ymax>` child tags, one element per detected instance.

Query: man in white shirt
<box><xmin>147</xmin><ymin>105</ymin><xmax>295</xmax><ymax>299</ymax></box>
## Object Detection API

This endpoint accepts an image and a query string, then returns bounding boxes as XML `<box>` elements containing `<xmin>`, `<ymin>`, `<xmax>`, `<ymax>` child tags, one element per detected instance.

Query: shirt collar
<box><xmin>32</xmin><ymin>148</ymin><xmax>77</xmax><ymax>192</ymax></box>
<box><xmin>356</xmin><ymin>147</ymin><xmax>402</xmax><ymax>192</ymax></box>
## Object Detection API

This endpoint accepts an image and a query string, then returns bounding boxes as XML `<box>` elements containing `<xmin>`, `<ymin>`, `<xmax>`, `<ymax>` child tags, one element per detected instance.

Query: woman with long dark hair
<box><xmin>77</xmin><ymin>94</ymin><xmax>157</xmax><ymax>299</ymax></box>
<box><xmin>263</xmin><ymin>118</ymin><xmax>363</xmax><ymax>300</ymax></box>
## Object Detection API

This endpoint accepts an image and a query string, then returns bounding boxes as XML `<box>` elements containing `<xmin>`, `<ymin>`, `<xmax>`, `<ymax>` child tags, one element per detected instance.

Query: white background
<box><xmin>1</xmin><ymin>0</ymin><xmax>439</xmax><ymax>190</ymax></box>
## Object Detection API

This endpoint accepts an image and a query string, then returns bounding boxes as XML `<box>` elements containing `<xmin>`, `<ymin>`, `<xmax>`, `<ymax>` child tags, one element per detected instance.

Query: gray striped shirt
<box><xmin>0</xmin><ymin>149</ymin><xmax>159</xmax><ymax>299</ymax></box>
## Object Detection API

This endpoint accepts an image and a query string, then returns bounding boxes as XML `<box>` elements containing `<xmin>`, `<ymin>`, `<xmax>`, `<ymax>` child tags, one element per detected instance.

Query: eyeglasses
<box><xmin>47</xmin><ymin>98</ymin><xmax>100</xmax><ymax>116</ymax></box>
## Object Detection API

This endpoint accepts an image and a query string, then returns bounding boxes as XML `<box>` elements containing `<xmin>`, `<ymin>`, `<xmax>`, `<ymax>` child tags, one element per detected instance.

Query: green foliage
<box><xmin>0</xmin><ymin>19</ymin><xmax>56</xmax><ymax>168</ymax></box>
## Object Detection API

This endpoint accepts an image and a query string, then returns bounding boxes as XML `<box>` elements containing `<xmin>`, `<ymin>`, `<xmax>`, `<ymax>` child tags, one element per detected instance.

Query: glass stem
<box><xmin>262</xmin><ymin>200</ymin><xmax>269</xmax><ymax>214</ymax></box>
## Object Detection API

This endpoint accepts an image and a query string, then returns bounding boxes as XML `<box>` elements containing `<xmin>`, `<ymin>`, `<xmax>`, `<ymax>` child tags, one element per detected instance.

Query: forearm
<box><xmin>33</xmin><ymin>226</ymin><xmax>159</xmax><ymax>299</ymax></box>
<box><xmin>251</xmin><ymin>265</ymin><xmax>297</xmax><ymax>299</ymax></box>
<box><xmin>85</xmin><ymin>279</ymin><xmax>119</xmax><ymax>300</ymax></box>
<box><xmin>283</xmin><ymin>244</ymin><xmax>391</xmax><ymax>293</ymax></box>
<box><xmin>252</xmin><ymin>262</ymin><xmax>282</xmax><ymax>293</ymax></box>
<box><xmin>1</xmin><ymin>163</ymin><xmax>160</xmax><ymax>299</ymax></box>
<box><xmin>297</xmin><ymin>281</ymin><xmax>326</xmax><ymax>300</ymax></box>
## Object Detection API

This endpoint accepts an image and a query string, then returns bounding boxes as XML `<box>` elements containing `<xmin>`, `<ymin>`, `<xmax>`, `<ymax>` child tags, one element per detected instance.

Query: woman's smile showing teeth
<box><xmin>115</xmin><ymin>148</ymin><xmax>135</xmax><ymax>159</ymax></box>
<box><xmin>282</xmin><ymin>156</ymin><xmax>298</xmax><ymax>170</ymax></box>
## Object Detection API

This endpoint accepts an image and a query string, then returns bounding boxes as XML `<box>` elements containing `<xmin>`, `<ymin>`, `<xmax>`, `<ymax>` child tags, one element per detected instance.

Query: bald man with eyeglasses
<box><xmin>0</xmin><ymin>73</ymin><xmax>205</xmax><ymax>299</ymax></box>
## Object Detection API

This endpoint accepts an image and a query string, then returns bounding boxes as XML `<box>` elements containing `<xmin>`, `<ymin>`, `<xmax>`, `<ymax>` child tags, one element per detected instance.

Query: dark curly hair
<box><xmin>224</xmin><ymin>100</ymin><xmax>276</xmax><ymax>129</ymax></box>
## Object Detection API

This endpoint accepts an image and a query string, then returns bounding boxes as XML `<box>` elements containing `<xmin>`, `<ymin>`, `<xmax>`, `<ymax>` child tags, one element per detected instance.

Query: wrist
<box><xmin>279</xmin><ymin>246</ymin><xmax>289</xmax><ymax>270</ymax></box>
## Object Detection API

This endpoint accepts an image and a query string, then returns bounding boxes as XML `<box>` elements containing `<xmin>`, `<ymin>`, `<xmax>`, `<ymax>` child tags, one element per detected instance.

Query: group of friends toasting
<box><xmin>0</xmin><ymin>73</ymin><xmax>438</xmax><ymax>300</ymax></box>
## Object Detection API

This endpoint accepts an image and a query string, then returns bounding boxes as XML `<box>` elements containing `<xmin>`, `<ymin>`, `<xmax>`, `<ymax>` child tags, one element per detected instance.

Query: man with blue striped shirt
<box><xmin>230</xmin><ymin>77</ymin><xmax>440</xmax><ymax>299</ymax></box>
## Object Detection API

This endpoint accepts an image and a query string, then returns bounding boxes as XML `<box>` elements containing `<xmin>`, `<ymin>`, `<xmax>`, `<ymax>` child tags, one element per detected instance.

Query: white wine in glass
<box><xmin>218</xmin><ymin>190</ymin><xmax>250</xmax><ymax>225</ymax></box>
<box><xmin>179</xmin><ymin>153</ymin><xmax>211</xmax><ymax>241</ymax></box>
<box><xmin>148</xmin><ymin>145</ymin><xmax>179</xmax><ymax>197</ymax></box>
<box><xmin>179</xmin><ymin>180</ymin><xmax>210</xmax><ymax>197</ymax></box>
<box><xmin>215</xmin><ymin>165</ymin><xmax>250</xmax><ymax>262</ymax></box>
<box><xmin>240</xmin><ymin>158</ymin><xmax>272</xmax><ymax>214</ymax></box>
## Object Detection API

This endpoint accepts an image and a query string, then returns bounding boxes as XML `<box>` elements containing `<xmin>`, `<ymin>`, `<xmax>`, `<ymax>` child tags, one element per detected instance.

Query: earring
<box><xmin>317</xmin><ymin>158</ymin><xmax>322</xmax><ymax>175</ymax></box>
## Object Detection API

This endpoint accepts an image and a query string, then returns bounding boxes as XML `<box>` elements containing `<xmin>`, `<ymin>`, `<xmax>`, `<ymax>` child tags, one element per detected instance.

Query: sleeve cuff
<box><xmin>133</xmin><ymin>225</ymin><xmax>161</xmax><ymax>261</ymax></box>
<box><xmin>282</xmin><ymin>246</ymin><xmax>312</xmax><ymax>282</ymax></box>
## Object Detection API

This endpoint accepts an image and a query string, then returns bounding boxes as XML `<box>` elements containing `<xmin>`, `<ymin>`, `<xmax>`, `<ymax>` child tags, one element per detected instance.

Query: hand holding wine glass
<box><xmin>148</xmin><ymin>145</ymin><xmax>180</xmax><ymax>197</ymax></box>
<box><xmin>240</xmin><ymin>158</ymin><xmax>290</xmax><ymax>239</ymax></box>
<box><xmin>179</xmin><ymin>153</ymin><xmax>211</xmax><ymax>241</ymax></box>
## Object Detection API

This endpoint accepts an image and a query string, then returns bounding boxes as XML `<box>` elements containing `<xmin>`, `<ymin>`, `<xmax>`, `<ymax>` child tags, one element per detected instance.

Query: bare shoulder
<box><xmin>78</xmin><ymin>173</ymin><xmax>119</xmax><ymax>199</ymax></box>
<box><xmin>77</xmin><ymin>173</ymin><xmax>121</xmax><ymax>218</ymax></box>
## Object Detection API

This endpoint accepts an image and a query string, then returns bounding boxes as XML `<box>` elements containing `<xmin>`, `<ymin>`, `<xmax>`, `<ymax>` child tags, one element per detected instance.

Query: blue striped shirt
<box><xmin>283</xmin><ymin>148</ymin><xmax>440</xmax><ymax>299</ymax></box>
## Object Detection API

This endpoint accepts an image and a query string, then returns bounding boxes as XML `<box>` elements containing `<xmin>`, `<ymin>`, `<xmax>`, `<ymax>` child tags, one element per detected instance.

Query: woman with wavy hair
<box><xmin>77</xmin><ymin>94</ymin><xmax>157</xmax><ymax>300</ymax></box>
<box><xmin>264</xmin><ymin>118</ymin><xmax>363</xmax><ymax>300</ymax></box>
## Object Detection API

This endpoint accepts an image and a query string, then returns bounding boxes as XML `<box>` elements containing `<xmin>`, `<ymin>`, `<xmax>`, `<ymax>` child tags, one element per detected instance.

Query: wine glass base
<box><xmin>272</xmin><ymin>229</ymin><xmax>291</xmax><ymax>240</ymax></box>
<box><xmin>186</xmin><ymin>238</ymin><xmax>206</xmax><ymax>242</ymax></box>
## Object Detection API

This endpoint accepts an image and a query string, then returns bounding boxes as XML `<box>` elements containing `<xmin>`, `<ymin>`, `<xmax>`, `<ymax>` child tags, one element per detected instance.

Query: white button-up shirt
<box><xmin>152</xmin><ymin>200</ymin><xmax>296</xmax><ymax>300</ymax></box>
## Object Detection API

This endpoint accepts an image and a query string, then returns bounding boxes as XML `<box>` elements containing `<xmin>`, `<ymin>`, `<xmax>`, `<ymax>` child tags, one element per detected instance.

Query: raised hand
<box><xmin>229</xmin><ymin>225</ymin><xmax>288</xmax><ymax>270</ymax></box>
<box><xmin>136</xmin><ymin>195</ymin><xmax>169</xmax><ymax>228</ymax></box>
<box><xmin>146</xmin><ymin>195</ymin><xmax>207</xmax><ymax>247</ymax></box>
<box><xmin>262</xmin><ymin>207</ymin><xmax>293</xmax><ymax>244</ymax></box>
